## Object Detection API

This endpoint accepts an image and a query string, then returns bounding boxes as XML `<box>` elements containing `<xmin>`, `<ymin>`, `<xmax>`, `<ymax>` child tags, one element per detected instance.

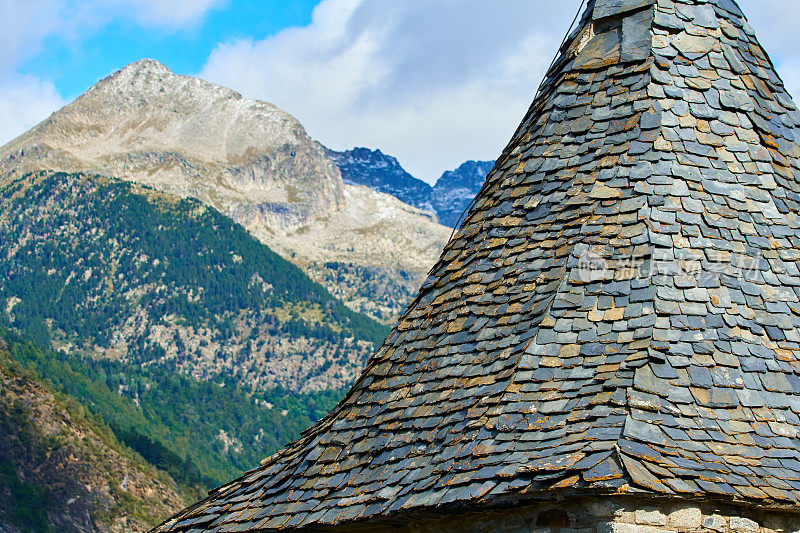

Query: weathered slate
<box><xmin>594</xmin><ymin>0</ymin><xmax>655</xmax><ymax>21</ymax></box>
<box><xmin>156</xmin><ymin>1</ymin><xmax>800</xmax><ymax>531</ymax></box>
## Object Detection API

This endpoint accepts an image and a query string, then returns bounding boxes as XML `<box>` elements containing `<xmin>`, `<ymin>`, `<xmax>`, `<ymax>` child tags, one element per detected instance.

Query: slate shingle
<box><xmin>156</xmin><ymin>1</ymin><xmax>800</xmax><ymax>531</ymax></box>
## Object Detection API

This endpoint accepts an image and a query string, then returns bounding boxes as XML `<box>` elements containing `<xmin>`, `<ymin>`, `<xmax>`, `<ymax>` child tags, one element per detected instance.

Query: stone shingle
<box><xmin>156</xmin><ymin>1</ymin><xmax>800</xmax><ymax>531</ymax></box>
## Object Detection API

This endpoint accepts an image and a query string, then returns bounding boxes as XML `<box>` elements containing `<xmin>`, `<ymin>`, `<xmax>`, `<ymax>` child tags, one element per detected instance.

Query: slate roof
<box><xmin>157</xmin><ymin>0</ymin><xmax>800</xmax><ymax>530</ymax></box>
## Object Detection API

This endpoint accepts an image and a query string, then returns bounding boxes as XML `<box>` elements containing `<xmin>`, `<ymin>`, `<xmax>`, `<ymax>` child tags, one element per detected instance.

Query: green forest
<box><xmin>0</xmin><ymin>172</ymin><xmax>388</xmax><ymax>354</ymax></box>
<box><xmin>1</xmin><ymin>328</ymin><xmax>345</xmax><ymax>489</ymax></box>
<box><xmin>0</xmin><ymin>171</ymin><xmax>387</xmax><ymax>506</ymax></box>
<box><xmin>0</xmin><ymin>459</ymin><xmax>52</xmax><ymax>532</ymax></box>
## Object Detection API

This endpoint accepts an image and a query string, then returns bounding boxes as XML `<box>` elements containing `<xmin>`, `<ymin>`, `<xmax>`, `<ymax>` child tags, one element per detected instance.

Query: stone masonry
<box><xmin>340</xmin><ymin>498</ymin><xmax>799</xmax><ymax>533</ymax></box>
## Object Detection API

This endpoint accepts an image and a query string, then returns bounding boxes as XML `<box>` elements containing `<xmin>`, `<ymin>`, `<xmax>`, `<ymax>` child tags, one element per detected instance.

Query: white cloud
<box><xmin>0</xmin><ymin>0</ymin><xmax>223</xmax><ymax>145</ymax></box>
<box><xmin>0</xmin><ymin>76</ymin><xmax>65</xmax><ymax>145</ymax></box>
<box><xmin>200</xmin><ymin>0</ymin><xmax>800</xmax><ymax>182</ymax></box>
<box><xmin>0</xmin><ymin>0</ymin><xmax>62</xmax><ymax>74</ymax></box>
<box><xmin>737</xmin><ymin>0</ymin><xmax>800</xmax><ymax>99</ymax></box>
<box><xmin>0</xmin><ymin>0</ymin><xmax>223</xmax><ymax>76</ymax></box>
<box><xmin>200</xmin><ymin>0</ymin><xmax>580</xmax><ymax>181</ymax></box>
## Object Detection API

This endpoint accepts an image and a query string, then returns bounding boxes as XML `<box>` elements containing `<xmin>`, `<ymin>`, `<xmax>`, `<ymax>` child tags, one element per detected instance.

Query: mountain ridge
<box><xmin>0</xmin><ymin>59</ymin><xmax>450</xmax><ymax>323</ymax></box>
<box><xmin>328</xmin><ymin>146</ymin><xmax>494</xmax><ymax>227</ymax></box>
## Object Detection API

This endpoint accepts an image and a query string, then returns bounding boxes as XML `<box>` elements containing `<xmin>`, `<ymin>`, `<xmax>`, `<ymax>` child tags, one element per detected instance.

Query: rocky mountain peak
<box><xmin>88</xmin><ymin>58</ymin><xmax>239</xmax><ymax>112</ymax></box>
<box><xmin>326</xmin><ymin>147</ymin><xmax>433</xmax><ymax>213</ymax></box>
<box><xmin>333</xmin><ymin>147</ymin><xmax>399</xmax><ymax>170</ymax></box>
<box><xmin>0</xmin><ymin>61</ymin><xmax>451</xmax><ymax>323</ymax></box>
<box><xmin>109</xmin><ymin>57</ymin><xmax>175</xmax><ymax>80</ymax></box>
<box><xmin>435</xmin><ymin>160</ymin><xmax>495</xmax><ymax>190</ymax></box>
<box><xmin>0</xmin><ymin>57</ymin><xmax>345</xmax><ymax>232</ymax></box>
<box><xmin>328</xmin><ymin>148</ymin><xmax>495</xmax><ymax>228</ymax></box>
<box><xmin>56</xmin><ymin>59</ymin><xmax>310</xmax><ymax>165</ymax></box>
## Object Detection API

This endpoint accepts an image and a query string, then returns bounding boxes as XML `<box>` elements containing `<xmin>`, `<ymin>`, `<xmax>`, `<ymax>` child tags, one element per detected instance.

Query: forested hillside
<box><xmin>0</xmin><ymin>172</ymin><xmax>389</xmax><ymax>393</ymax></box>
<box><xmin>0</xmin><ymin>171</ymin><xmax>398</xmax><ymax>530</ymax></box>
<box><xmin>1</xmin><ymin>328</ymin><xmax>343</xmax><ymax>493</ymax></box>
<box><xmin>0</xmin><ymin>335</ymin><xmax>189</xmax><ymax>532</ymax></box>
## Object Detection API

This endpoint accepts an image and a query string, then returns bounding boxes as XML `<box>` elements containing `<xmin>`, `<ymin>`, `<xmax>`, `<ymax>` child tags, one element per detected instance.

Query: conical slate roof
<box><xmin>158</xmin><ymin>0</ymin><xmax>800</xmax><ymax>530</ymax></box>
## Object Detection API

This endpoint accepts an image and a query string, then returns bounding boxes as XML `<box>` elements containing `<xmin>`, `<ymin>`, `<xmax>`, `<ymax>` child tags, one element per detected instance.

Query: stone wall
<box><xmin>337</xmin><ymin>497</ymin><xmax>800</xmax><ymax>533</ymax></box>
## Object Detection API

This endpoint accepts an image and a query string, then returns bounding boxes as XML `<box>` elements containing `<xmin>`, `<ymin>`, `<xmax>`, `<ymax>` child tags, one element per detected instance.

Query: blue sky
<box><xmin>1</xmin><ymin>0</ymin><xmax>798</xmax><ymax>181</ymax></box>
<box><xmin>19</xmin><ymin>0</ymin><xmax>322</xmax><ymax>99</ymax></box>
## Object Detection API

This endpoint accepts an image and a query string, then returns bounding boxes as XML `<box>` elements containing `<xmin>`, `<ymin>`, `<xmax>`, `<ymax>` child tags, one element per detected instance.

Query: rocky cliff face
<box><xmin>430</xmin><ymin>160</ymin><xmax>495</xmax><ymax>227</ymax></box>
<box><xmin>327</xmin><ymin>147</ymin><xmax>435</xmax><ymax>213</ymax></box>
<box><xmin>0</xmin><ymin>60</ymin><xmax>450</xmax><ymax>323</ymax></box>
<box><xmin>328</xmin><ymin>147</ymin><xmax>495</xmax><ymax>228</ymax></box>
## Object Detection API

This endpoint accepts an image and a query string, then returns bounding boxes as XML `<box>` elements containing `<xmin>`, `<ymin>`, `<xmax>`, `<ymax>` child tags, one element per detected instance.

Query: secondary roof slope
<box><xmin>158</xmin><ymin>0</ymin><xmax>800</xmax><ymax>530</ymax></box>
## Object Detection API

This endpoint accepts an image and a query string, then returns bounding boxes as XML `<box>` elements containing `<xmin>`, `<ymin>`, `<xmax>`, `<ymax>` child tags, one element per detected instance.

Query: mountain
<box><xmin>327</xmin><ymin>147</ymin><xmax>435</xmax><ymax>212</ymax></box>
<box><xmin>0</xmin><ymin>172</ymin><xmax>385</xmax><ymax>393</ymax></box>
<box><xmin>0</xmin><ymin>337</ymin><xmax>188</xmax><ymax>532</ymax></box>
<box><xmin>0</xmin><ymin>59</ymin><xmax>451</xmax><ymax>323</ymax></box>
<box><xmin>430</xmin><ymin>160</ymin><xmax>495</xmax><ymax>227</ymax></box>
<box><xmin>0</xmin><ymin>60</ymin><xmax>441</xmax><ymax>523</ymax></box>
<box><xmin>327</xmin><ymin>147</ymin><xmax>494</xmax><ymax>227</ymax></box>
<box><xmin>0</xmin><ymin>60</ymin><xmax>447</xmax><ymax>529</ymax></box>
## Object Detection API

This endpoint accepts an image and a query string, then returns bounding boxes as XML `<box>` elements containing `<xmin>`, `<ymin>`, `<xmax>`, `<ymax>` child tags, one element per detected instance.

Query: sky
<box><xmin>0</xmin><ymin>0</ymin><xmax>798</xmax><ymax>182</ymax></box>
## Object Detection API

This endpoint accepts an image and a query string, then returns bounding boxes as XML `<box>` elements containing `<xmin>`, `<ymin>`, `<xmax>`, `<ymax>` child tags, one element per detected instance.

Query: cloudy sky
<box><xmin>1</xmin><ymin>0</ymin><xmax>798</xmax><ymax>182</ymax></box>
